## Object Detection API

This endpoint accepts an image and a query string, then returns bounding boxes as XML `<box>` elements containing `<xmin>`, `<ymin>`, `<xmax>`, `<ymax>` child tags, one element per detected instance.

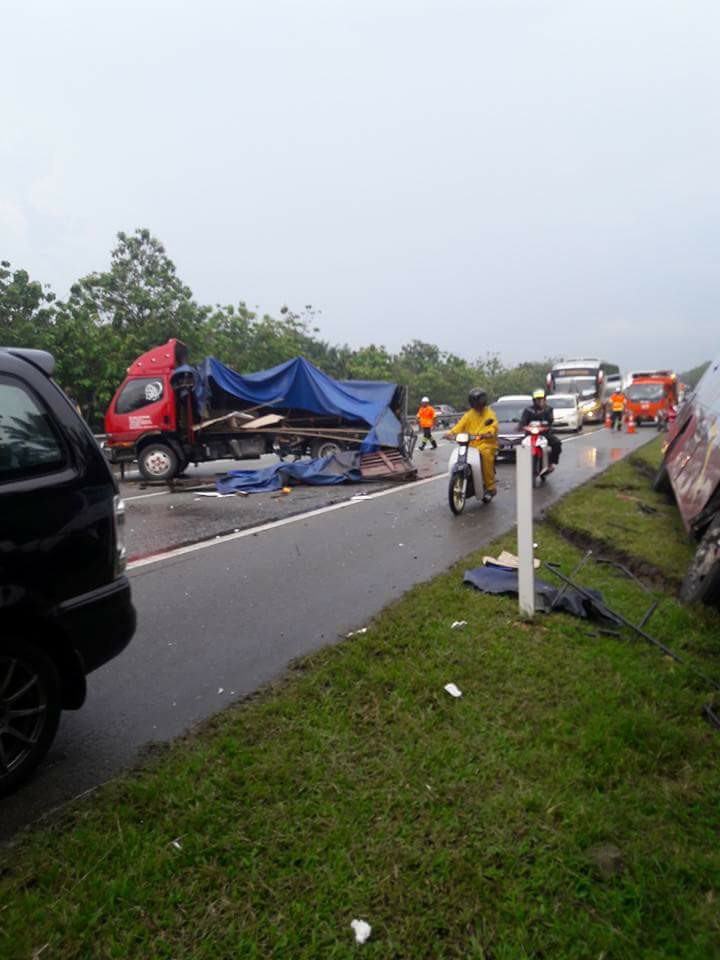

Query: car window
<box><xmin>547</xmin><ymin>396</ymin><xmax>576</xmax><ymax>409</ymax></box>
<box><xmin>116</xmin><ymin>377</ymin><xmax>165</xmax><ymax>414</ymax></box>
<box><xmin>0</xmin><ymin>378</ymin><xmax>66</xmax><ymax>482</ymax></box>
<box><xmin>494</xmin><ymin>403</ymin><xmax>526</xmax><ymax>422</ymax></box>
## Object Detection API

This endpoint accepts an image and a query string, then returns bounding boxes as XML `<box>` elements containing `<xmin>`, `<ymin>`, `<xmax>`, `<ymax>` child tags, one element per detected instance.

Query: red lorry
<box><xmin>104</xmin><ymin>340</ymin><xmax>410</xmax><ymax>481</ymax></box>
<box><xmin>624</xmin><ymin>370</ymin><xmax>678</xmax><ymax>425</ymax></box>
<box><xmin>655</xmin><ymin>356</ymin><xmax>720</xmax><ymax>605</ymax></box>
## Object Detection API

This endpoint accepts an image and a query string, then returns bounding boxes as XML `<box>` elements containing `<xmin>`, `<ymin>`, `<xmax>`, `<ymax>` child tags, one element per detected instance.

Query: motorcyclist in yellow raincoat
<box><xmin>445</xmin><ymin>388</ymin><xmax>499</xmax><ymax>500</ymax></box>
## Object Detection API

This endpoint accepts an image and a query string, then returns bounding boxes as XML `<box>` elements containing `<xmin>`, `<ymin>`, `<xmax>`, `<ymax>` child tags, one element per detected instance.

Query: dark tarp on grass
<box><xmin>177</xmin><ymin>355</ymin><xmax>403</xmax><ymax>451</ymax></box>
<box><xmin>216</xmin><ymin>452</ymin><xmax>363</xmax><ymax>495</ymax></box>
<box><xmin>463</xmin><ymin>566</ymin><xmax>622</xmax><ymax>623</ymax></box>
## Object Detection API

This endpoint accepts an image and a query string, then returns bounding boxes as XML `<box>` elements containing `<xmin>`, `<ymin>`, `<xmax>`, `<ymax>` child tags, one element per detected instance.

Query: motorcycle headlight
<box><xmin>456</xmin><ymin>432</ymin><xmax>470</xmax><ymax>443</ymax></box>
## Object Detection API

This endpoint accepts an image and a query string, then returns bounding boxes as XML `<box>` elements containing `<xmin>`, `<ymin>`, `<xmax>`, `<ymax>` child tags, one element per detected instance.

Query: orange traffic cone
<box><xmin>626</xmin><ymin>411</ymin><xmax>636</xmax><ymax>434</ymax></box>
<box><xmin>604</xmin><ymin>409</ymin><xmax>612</xmax><ymax>429</ymax></box>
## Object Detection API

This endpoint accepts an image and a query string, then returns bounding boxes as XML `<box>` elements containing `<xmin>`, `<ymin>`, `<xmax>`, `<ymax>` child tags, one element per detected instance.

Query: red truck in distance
<box><xmin>624</xmin><ymin>370</ymin><xmax>678</xmax><ymax>425</ymax></box>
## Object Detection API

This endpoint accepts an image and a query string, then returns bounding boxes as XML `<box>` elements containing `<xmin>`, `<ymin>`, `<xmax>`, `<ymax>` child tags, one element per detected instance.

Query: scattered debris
<box><xmin>351</xmin><ymin>919</ymin><xmax>372</xmax><ymax>944</ymax></box>
<box><xmin>444</xmin><ymin>683</ymin><xmax>462</xmax><ymax>698</ymax></box>
<box><xmin>218</xmin><ymin>688</ymin><xmax>224</xmax><ymax>695</ymax></box>
<box><xmin>586</xmin><ymin>842</ymin><xmax>623</xmax><ymax>879</ymax></box>
<box><xmin>483</xmin><ymin>550</ymin><xmax>540</xmax><ymax>570</ymax></box>
<box><xmin>347</xmin><ymin>627</ymin><xmax>368</xmax><ymax>638</ymax></box>
<box><xmin>170</xmin><ymin>839</ymin><xmax>182</xmax><ymax>851</ymax></box>
<box><xmin>451</xmin><ymin>620</ymin><xmax>467</xmax><ymax>629</ymax></box>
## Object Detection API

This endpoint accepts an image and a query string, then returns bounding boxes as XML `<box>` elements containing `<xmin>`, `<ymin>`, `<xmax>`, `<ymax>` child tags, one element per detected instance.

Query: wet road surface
<box><xmin>1</xmin><ymin>428</ymin><xmax>650</xmax><ymax>841</ymax></box>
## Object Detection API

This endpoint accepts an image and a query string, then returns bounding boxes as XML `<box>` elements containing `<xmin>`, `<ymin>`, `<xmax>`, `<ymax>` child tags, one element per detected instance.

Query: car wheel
<box><xmin>138</xmin><ymin>442</ymin><xmax>180</xmax><ymax>482</ymax></box>
<box><xmin>575</xmin><ymin>421</ymin><xmax>582</xmax><ymax>433</ymax></box>
<box><xmin>680</xmin><ymin>518</ymin><xmax>720</xmax><ymax>607</ymax></box>
<box><xmin>0</xmin><ymin>639</ymin><xmax>62</xmax><ymax>796</ymax></box>
<box><xmin>652</xmin><ymin>462</ymin><xmax>673</xmax><ymax>496</ymax></box>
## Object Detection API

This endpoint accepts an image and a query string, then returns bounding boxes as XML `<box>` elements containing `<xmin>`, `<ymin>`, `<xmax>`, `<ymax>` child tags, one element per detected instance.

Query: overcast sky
<box><xmin>2</xmin><ymin>0</ymin><xmax>718</xmax><ymax>371</ymax></box>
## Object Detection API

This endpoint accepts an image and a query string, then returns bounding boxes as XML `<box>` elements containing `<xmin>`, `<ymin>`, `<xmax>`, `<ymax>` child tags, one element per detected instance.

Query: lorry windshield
<box><xmin>116</xmin><ymin>378</ymin><xmax>165</xmax><ymax>414</ymax></box>
<box><xmin>626</xmin><ymin>383</ymin><xmax>665</xmax><ymax>402</ymax></box>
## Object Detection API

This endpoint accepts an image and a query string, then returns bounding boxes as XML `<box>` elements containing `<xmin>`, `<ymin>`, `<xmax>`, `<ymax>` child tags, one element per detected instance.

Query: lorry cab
<box><xmin>625</xmin><ymin>370</ymin><xmax>678</xmax><ymax>424</ymax></box>
<box><xmin>104</xmin><ymin>340</ymin><xmax>198</xmax><ymax>479</ymax></box>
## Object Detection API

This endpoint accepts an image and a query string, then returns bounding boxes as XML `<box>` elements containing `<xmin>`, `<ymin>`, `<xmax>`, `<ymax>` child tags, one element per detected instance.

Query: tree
<box><xmin>66</xmin><ymin>228</ymin><xmax>207</xmax><ymax>352</ymax></box>
<box><xmin>0</xmin><ymin>261</ymin><xmax>56</xmax><ymax>347</ymax></box>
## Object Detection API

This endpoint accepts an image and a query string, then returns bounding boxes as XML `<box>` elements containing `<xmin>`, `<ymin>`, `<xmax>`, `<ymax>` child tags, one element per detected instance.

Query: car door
<box><xmin>0</xmin><ymin>357</ymin><xmax>117</xmax><ymax>614</ymax></box>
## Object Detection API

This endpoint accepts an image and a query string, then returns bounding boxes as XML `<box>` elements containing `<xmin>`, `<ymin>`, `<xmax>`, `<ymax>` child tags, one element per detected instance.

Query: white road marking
<box><xmin>123</xmin><ymin>490</ymin><xmax>173</xmax><ymax>502</ymax></box>
<box><xmin>127</xmin><ymin>472</ymin><xmax>450</xmax><ymax>571</ymax></box>
<box><xmin>127</xmin><ymin>427</ymin><xmax>608</xmax><ymax>570</ymax></box>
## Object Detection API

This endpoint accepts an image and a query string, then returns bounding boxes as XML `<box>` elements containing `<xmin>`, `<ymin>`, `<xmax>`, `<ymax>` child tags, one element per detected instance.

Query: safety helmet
<box><xmin>532</xmin><ymin>389</ymin><xmax>546</xmax><ymax>401</ymax></box>
<box><xmin>468</xmin><ymin>388</ymin><xmax>488</xmax><ymax>409</ymax></box>
<box><xmin>421</xmin><ymin>396</ymin><xmax>429</xmax><ymax>403</ymax></box>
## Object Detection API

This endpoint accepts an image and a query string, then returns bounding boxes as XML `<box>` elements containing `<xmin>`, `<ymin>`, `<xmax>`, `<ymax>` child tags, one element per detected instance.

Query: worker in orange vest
<box><xmin>417</xmin><ymin>396</ymin><xmax>437</xmax><ymax>450</ymax></box>
<box><xmin>609</xmin><ymin>390</ymin><xmax>625</xmax><ymax>431</ymax></box>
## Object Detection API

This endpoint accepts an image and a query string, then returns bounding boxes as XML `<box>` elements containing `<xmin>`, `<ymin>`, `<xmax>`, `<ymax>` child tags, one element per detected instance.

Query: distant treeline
<box><xmin>680</xmin><ymin>361</ymin><xmax>711</xmax><ymax>389</ymax></box>
<box><xmin>1</xmin><ymin>229</ymin><xmax>554</xmax><ymax>430</ymax></box>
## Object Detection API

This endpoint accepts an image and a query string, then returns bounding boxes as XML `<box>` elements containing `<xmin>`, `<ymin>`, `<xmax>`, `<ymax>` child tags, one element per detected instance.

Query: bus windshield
<box><xmin>553</xmin><ymin>376</ymin><xmax>596</xmax><ymax>396</ymax></box>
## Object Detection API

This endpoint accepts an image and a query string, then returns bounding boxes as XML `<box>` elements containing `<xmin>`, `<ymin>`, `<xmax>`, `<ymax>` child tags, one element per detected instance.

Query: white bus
<box><xmin>546</xmin><ymin>359</ymin><xmax>620</xmax><ymax>423</ymax></box>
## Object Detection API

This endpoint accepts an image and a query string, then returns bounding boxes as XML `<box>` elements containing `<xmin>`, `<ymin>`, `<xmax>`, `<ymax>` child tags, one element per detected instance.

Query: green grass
<box><xmin>2</xmin><ymin>445</ymin><xmax>720</xmax><ymax>959</ymax></box>
<box><xmin>548</xmin><ymin>439</ymin><xmax>694</xmax><ymax>581</ymax></box>
<box><xmin>628</xmin><ymin>434</ymin><xmax>665</xmax><ymax>474</ymax></box>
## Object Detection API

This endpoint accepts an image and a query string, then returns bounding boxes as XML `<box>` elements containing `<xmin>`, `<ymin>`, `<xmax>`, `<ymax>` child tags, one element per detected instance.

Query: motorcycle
<box><xmin>448</xmin><ymin>432</ymin><xmax>488</xmax><ymax>514</ymax></box>
<box><xmin>657</xmin><ymin>404</ymin><xmax>677</xmax><ymax>432</ymax></box>
<box><xmin>522</xmin><ymin>421</ymin><xmax>551</xmax><ymax>486</ymax></box>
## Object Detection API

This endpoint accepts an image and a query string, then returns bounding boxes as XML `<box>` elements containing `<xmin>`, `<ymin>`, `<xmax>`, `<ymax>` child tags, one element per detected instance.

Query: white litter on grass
<box><xmin>351</xmin><ymin>919</ymin><xmax>372</xmax><ymax>944</ymax></box>
<box><xmin>444</xmin><ymin>683</ymin><xmax>462</xmax><ymax>698</ymax></box>
<box><xmin>347</xmin><ymin>627</ymin><xmax>368</xmax><ymax>638</ymax></box>
<box><xmin>170</xmin><ymin>839</ymin><xmax>182</xmax><ymax>850</ymax></box>
<box><xmin>451</xmin><ymin>620</ymin><xmax>467</xmax><ymax>629</ymax></box>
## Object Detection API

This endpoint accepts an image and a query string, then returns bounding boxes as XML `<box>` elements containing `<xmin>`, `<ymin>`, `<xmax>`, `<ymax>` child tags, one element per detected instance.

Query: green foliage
<box><xmin>1</xmin><ymin>230</ymin><xmax>555</xmax><ymax>429</ymax></box>
<box><xmin>680</xmin><ymin>360</ymin><xmax>711</xmax><ymax>389</ymax></box>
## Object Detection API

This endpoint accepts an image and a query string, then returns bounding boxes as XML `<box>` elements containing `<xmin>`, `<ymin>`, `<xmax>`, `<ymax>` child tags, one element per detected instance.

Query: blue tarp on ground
<box><xmin>216</xmin><ymin>452</ymin><xmax>363</xmax><ymax>494</ymax></box>
<box><xmin>188</xmin><ymin>356</ymin><xmax>402</xmax><ymax>451</ymax></box>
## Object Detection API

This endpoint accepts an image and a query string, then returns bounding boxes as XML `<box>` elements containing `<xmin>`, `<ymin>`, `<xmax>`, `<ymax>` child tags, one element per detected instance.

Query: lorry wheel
<box><xmin>310</xmin><ymin>439</ymin><xmax>343</xmax><ymax>459</ymax></box>
<box><xmin>138</xmin><ymin>443</ymin><xmax>179</xmax><ymax>481</ymax></box>
<box><xmin>680</xmin><ymin>518</ymin><xmax>720</xmax><ymax>607</ymax></box>
<box><xmin>652</xmin><ymin>462</ymin><xmax>673</xmax><ymax>495</ymax></box>
<box><xmin>0</xmin><ymin>639</ymin><xmax>62</xmax><ymax>797</ymax></box>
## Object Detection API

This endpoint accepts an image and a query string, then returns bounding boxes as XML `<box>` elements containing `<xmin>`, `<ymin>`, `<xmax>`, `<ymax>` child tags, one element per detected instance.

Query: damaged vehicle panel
<box><xmin>657</xmin><ymin>355</ymin><xmax>720</xmax><ymax>605</ymax></box>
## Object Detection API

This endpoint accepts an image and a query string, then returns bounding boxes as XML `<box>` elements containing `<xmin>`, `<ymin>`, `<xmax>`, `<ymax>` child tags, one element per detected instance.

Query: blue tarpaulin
<box><xmin>188</xmin><ymin>356</ymin><xmax>402</xmax><ymax>451</ymax></box>
<box><xmin>216</xmin><ymin>452</ymin><xmax>363</xmax><ymax>494</ymax></box>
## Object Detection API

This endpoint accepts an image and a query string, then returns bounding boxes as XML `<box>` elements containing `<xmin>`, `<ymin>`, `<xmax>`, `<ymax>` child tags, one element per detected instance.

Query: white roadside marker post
<box><xmin>515</xmin><ymin>442</ymin><xmax>535</xmax><ymax>617</ymax></box>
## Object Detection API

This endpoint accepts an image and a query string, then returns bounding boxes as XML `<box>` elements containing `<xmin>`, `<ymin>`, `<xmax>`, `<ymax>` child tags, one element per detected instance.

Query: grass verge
<box><xmin>2</xmin><ymin>441</ymin><xmax>719</xmax><ymax>960</ymax></box>
<box><xmin>547</xmin><ymin>438</ymin><xmax>694</xmax><ymax>582</ymax></box>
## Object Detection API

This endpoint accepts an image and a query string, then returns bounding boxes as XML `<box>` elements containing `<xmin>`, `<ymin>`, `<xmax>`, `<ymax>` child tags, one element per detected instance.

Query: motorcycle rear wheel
<box><xmin>449</xmin><ymin>473</ymin><xmax>467</xmax><ymax>515</ymax></box>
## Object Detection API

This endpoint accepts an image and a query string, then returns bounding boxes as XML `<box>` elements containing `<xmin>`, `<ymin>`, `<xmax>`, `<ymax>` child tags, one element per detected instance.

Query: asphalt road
<box><xmin>1</xmin><ymin>427</ymin><xmax>651</xmax><ymax>841</ymax></box>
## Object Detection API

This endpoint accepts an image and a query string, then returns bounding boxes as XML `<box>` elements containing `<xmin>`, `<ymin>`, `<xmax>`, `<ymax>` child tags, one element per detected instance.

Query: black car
<box><xmin>493</xmin><ymin>396</ymin><xmax>532</xmax><ymax>459</ymax></box>
<box><xmin>0</xmin><ymin>347</ymin><xmax>136</xmax><ymax>794</ymax></box>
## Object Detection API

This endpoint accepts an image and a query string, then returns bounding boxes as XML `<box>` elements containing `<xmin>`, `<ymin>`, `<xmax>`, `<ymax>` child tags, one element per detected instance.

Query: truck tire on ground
<box><xmin>652</xmin><ymin>462</ymin><xmax>673</xmax><ymax>495</ymax></box>
<box><xmin>138</xmin><ymin>442</ymin><xmax>180</xmax><ymax>481</ymax></box>
<box><xmin>680</xmin><ymin>517</ymin><xmax>720</xmax><ymax>607</ymax></box>
<box><xmin>0</xmin><ymin>639</ymin><xmax>62</xmax><ymax>796</ymax></box>
<box><xmin>310</xmin><ymin>439</ymin><xmax>343</xmax><ymax>459</ymax></box>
